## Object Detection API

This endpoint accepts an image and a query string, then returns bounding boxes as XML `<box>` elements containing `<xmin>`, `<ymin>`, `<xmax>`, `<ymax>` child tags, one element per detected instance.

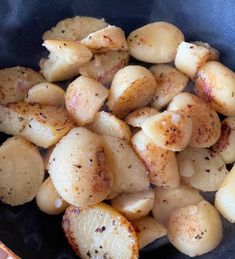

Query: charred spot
<box><xmin>95</xmin><ymin>226</ymin><xmax>106</xmax><ymax>233</ymax></box>
<box><xmin>213</xmin><ymin>122</ymin><xmax>231</xmax><ymax>152</ymax></box>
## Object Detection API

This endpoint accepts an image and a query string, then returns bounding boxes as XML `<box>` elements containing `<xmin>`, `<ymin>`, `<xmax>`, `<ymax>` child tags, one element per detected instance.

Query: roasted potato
<box><xmin>168</xmin><ymin>201</ymin><xmax>223</xmax><ymax>257</ymax></box>
<box><xmin>127</xmin><ymin>22</ymin><xmax>184</xmax><ymax>63</ymax></box>
<box><xmin>111</xmin><ymin>189</ymin><xmax>154</xmax><ymax>220</ymax></box>
<box><xmin>150</xmin><ymin>64</ymin><xmax>189</xmax><ymax>109</ymax></box>
<box><xmin>43</xmin><ymin>145</ymin><xmax>55</xmax><ymax>171</ymax></box>
<box><xmin>65</xmin><ymin>76</ymin><xmax>109</xmax><ymax>125</ymax></box>
<box><xmin>132</xmin><ymin>130</ymin><xmax>180</xmax><ymax>188</ymax></box>
<box><xmin>62</xmin><ymin>203</ymin><xmax>139</xmax><ymax>258</ymax></box>
<box><xmin>0</xmin><ymin>136</ymin><xmax>45</xmax><ymax>206</ymax></box>
<box><xmin>0</xmin><ymin>66</ymin><xmax>44</xmax><ymax>104</ymax></box>
<box><xmin>167</xmin><ymin>92</ymin><xmax>221</xmax><ymax>148</ymax></box>
<box><xmin>108</xmin><ymin>65</ymin><xmax>157</xmax><ymax>118</ymax></box>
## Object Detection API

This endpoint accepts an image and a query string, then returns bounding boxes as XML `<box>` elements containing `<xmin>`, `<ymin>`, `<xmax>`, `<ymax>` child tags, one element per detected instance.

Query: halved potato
<box><xmin>49</xmin><ymin>127</ymin><xmax>113</xmax><ymax>207</ymax></box>
<box><xmin>102</xmin><ymin>135</ymin><xmax>149</xmax><ymax>199</ymax></box>
<box><xmin>40</xmin><ymin>40</ymin><xmax>92</xmax><ymax>82</ymax></box>
<box><xmin>111</xmin><ymin>189</ymin><xmax>154</xmax><ymax>220</ymax></box>
<box><xmin>0</xmin><ymin>102</ymin><xmax>72</xmax><ymax>148</ymax></box>
<box><xmin>132</xmin><ymin>130</ymin><xmax>180</xmax><ymax>189</ymax></box>
<box><xmin>152</xmin><ymin>185</ymin><xmax>204</xmax><ymax>225</ymax></box>
<box><xmin>65</xmin><ymin>76</ymin><xmax>109</xmax><ymax>125</ymax></box>
<box><xmin>62</xmin><ymin>203</ymin><xmax>139</xmax><ymax>258</ymax></box>
<box><xmin>36</xmin><ymin>177</ymin><xmax>69</xmax><ymax>215</ymax></box>
<box><xmin>0</xmin><ymin>66</ymin><xmax>44</xmax><ymax>104</ymax></box>
<box><xmin>167</xmin><ymin>92</ymin><xmax>221</xmax><ymax>148</ymax></box>
<box><xmin>24</xmin><ymin>82</ymin><xmax>65</xmax><ymax>105</ymax></box>
<box><xmin>88</xmin><ymin>111</ymin><xmax>132</xmax><ymax>142</ymax></box>
<box><xmin>108</xmin><ymin>65</ymin><xmax>157</xmax><ymax>118</ymax></box>
<box><xmin>150</xmin><ymin>64</ymin><xmax>188</xmax><ymax>109</ymax></box>
<box><xmin>177</xmin><ymin>147</ymin><xmax>228</xmax><ymax>192</ymax></box>
<box><xmin>168</xmin><ymin>201</ymin><xmax>223</xmax><ymax>257</ymax></box>
<box><xmin>0</xmin><ymin>136</ymin><xmax>45</xmax><ymax>206</ymax></box>
<box><xmin>131</xmin><ymin>216</ymin><xmax>167</xmax><ymax>249</ymax></box>
<box><xmin>43</xmin><ymin>16</ymin><xmax>108</xmax><ymax>41</ymax></box>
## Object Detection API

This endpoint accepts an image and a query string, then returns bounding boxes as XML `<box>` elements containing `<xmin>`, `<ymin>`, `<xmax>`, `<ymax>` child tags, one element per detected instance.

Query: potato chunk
<box><xmin>0</xmin><ymin>136</ymin><xmax>44</xmax><ymax>206</ymax></box>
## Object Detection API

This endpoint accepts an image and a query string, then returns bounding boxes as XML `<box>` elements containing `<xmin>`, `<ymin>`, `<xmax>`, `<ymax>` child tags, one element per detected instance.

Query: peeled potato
<box><xmin>132</xmin><ymin>130</ymin><xmax>180</xmax><ymax>188</ymax></box>
<box><xmin>49</xmin><ymin>127</ymin><xmax>113</xmax><ymax>207</ymax></box>
<box><xmin>150</xmin><ymin>64</ymin><xmax>188</xmax><ymax>109</ymax></box>
<box><xmin>0</xmin><ymin>66</ymin><xmax>44</xmax><ymax>104</ymax></box>
<box><xmin>168</xmin><ymin>201</ymin><xmax>223</xmax><ymax>257</ymax></box>
<box><xmin>152</xmin><ymin>185</ymin><xmax>204</xmax><ymax>225</ymax></box>
<box><xmin>65</xmin><ymin>76</ymin><xmax>109</xmax><ymax>125</ymax></box>
<box><xmin>62</xmin><ymin>203</ymin><xmax>138</xmax><ymax>258</ymax></box>
<box><xmin>131</xmin><ymin>216</ymin><xmax>167</xmax><ymax>249</ymax></box>
<box><xmin>177</xmin><ymin>147</ymin><xmax>228</xmax><ymax>192</ymax></box>
<box><xmin>167</xmin><ymin>92</ymin><xmax>221</xmax><ymax>148</ymax></box>
<box><xmin>40</xmin><ymin>40</ymin><xmax>92</xmax><ymax>82</ymax></box>
<box><xmin>212</xmin><ymin>117</ymin><xmax>235</xmax><ymax>164</ymax></box>
<box><xmin>36</xmin><ymin>177</ymin><xmax>69</xmax><ymax>215</ymax></box>
<box><xmin>175</xmin><ymin>41</ymin><xmax>219</xmax><ymax>79</ymax></box>
<box><xmin>127</xmin><ymin>22</ymin><xmax>184</xmax><ymax>63</ymax></box>
<box><xmin>111</xmin><ymin>189</ymin><xmax>154</xmax><ymax>220</ymax></box>
<box><xmin>108</xmin><ymin>65</ymin><xmax>157</xmax><ymax>118</ymax></box>
<box><xmin>43</xmin><ymin>145</ymin><xmax>55</xmax><ymax>171</ymax></box>
<box><xmin>142</xmin><ymin>111</ymin><xmax>192</xmax><ymax>151</ymax></box>
<box><xmin>24</xmin><ymin>82</ymin><xmax>65</xmax><ymax>105</ymax></box>
<box><xmin>195</xmin><ymin>61</ymin><xmax>235</xmax><ymax>116</ymax></box>
<box><xmin>0</xmin><ymin>136</ymin><xmax>44</xmax><ymax>206</ymax></box>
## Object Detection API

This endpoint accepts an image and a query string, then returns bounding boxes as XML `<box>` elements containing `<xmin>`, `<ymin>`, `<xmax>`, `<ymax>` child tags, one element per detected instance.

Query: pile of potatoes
<box><xmin>1</xmin><ymin>16</ymin><xmax>235</xmax><ymax>258</ymax></box>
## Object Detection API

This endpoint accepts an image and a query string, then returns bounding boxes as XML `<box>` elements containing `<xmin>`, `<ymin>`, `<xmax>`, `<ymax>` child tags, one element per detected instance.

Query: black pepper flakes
<box><xmin>95</xmin><ymin>226</ymin><xmax>106</xmax><ymax>233</ymax></box>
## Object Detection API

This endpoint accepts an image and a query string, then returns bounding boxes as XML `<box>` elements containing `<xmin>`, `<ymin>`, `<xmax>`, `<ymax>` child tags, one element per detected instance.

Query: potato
<box><xmin>43</xmin><ymin>145</ymin><xmax>55</xmax><ymax>171</ymax></box>
<box><xmin>102</xmin><ymin>135</ymin><xmax>149</xmax><ymax>199</ymax></box>
<box><xmin>62</xmin><ymin>203</ymin><xmax>138</xmax><ymax>258</ymax></box>
<box><xmin>132</xmin><ymin>130</ymin><xmax>180</xmax><ymax>188</ymax></box>
<box><xmin>80</xmin><ymin>25</ymin><xmax>128</xmax><ymax>53</ymax></box>
<box><xmin>125</xmin><ymin>107</ymin><xmax>159</xmax><ymax>128</ymax></box>
<box><xmin>0</xmin><ymin>136</ymin><xmax>44</xmax><ymax>206</ymax></box>
<box><xmin>49</xmin><ymin>127</ymin><xmax>113</xmax><ymax>207</ymax></box>
<box><xmin>131</xmin><ymin>216</ymin><xmax>167</xmax><ymax>249</ymax></box>
<box><xmin>0</xmin><ymin>102</ymin><xmax>72</xmax><ymax>148</ymax></box>
<box><xmin>111</xmin><ymin>189</ymin><xmax>154</xmax><ymax>220</ymax></box>
<box><xmin>79</xmin><ymin>51</ymin><xmax>129</xmax><ymax>85</ymax></box>
<box><xmin>152</xmin><ymin>185</ymin><xmax>204</xmax><ymax>225</ymax></box>
<box><xmin>40</xmin><ymin>40</ymin><xmax>92</xmax><ymax>82</ymax></box>
<box><xmin>0</xmin><ymin>66</ymin><xmax>44</xmax><ymax>104</ymax></box>
<box><xmin>177</xmin><ymin>147</ymin><xmax>228</xmax><ymax>192</ymax></box>
<box><xmin>108</xmin><ymin>65</ymin><xmax>157</xmax><ymax>118</ymax></box>
<box><xmin>43</xmin><ymin>16</ymin><xmax>108</xmax><ymax>41</ymax></box>
<box><xmin>142</xmin><ymin>111</ymin><xmax>192</xmax><ymax>151</ymax></box>
<box><xmin>212</xmin><ymin>117</ymin><xmax>235</xmax><ymax>164</ymax></box>
<box><xmin>175</xmin><ymin>41</ymin><xmax>219</xmax><ymax>79</ymax></box>
<box><xmin>167</xmin><ymin>92</ymin><xmax>221</xmax><ymax>148</ymax></box>
<box><xmin>150</xmin><ymin>64</ymin><xmax>189</xmax><ymax>109</ymax></box>
<box><xmin>88</xmin><ymin>111</ymin><xmax>132</xmax><ymax>142</ymax></box>
<box><xmin>65</xmin><ymin>76</ymin><xmax>109</xmax><ymax>125</ymax></box>
<box><xmin>168</xmin><ymin>201</ymin><xmax>223</xmax><ymax>257</ymax></box>
<box><xmin>127</xmin><ymin>22</ymin><xmax>184</xmax><ymax>63</ymax></box>
<box><xmin>195</xmin><ymin>61</ymin><xmax>235</xmax><ymax>116</ymax></box>
<box><xmin>24</xmin><ymin>82</ymin><xmax>65</xmax><ymax>105</ymax></box>
<box><xmin>215</xmin><ymin>165</ymin><xmax>235</xmax><ymax>223</ymax></box>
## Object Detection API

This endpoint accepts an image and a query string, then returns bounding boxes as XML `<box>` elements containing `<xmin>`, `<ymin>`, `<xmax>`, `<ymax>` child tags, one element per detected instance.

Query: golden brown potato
<box><xmin>43</xmin><ymin>16</ymin><xmax>108</xmax><ymax>41</ymax></box>
<box><xmin>195</xmin><ymin>61</ymin><xmax>235</xmax><ymax>116</ymax></box>
<box><xmin>0</xmin><ymin>66</ymin><xmax>44</xmax><ymax>104</ymax></box>
<box><xmin>36</xmin><ymin>177</ymin><xmax>69</xmax><ymax>215</ymax></box>
<box><xmin>168</xmin><ymin>201</ymin><xmax>223</xmax><ymax>257</ymax></box>
<box><xmin>49</xmin><ymin>127</ymin><xmax>113</xmax><ymax>207</ymax></box>
<box><xmin>65</xmin><ymin>76</ymin><xmax>109</xmax><ymax>125</ymax></box>
<box><xmin>0</xmin><ymin>136</ymin><xmax>45</xmax><ymax>206</ymax></box>
<box><xmin>150</xmin><ymin>64</ymin><xmax>189</xmax><ymax>109</ymax></box>
<box><xmin>62</xmin><ymin>203</ymin><xmax>138</xmax><ymax>258</ymax></box>
<box><xmin>127</xmin><ymin>22</ymin><xmax>184</xmax><ymax>63</ymax></box>
<box><xmin>132</xmin><ymin>130</ymin><xmax>180</xmax><ymax>188</ymax></box>
<box><xmin>108</xmin><ymin>65</ymin><xmax>157</xmax><ymax>118</ymax></box>
<box><xmin>167</xmin><ymin>92</ymin><xmax>221</xmax><ymax>148</ymax></box>
<box><xmin>40</xmin><ymin>40</ymin><xmax>92</xmax><ymax>82</ymax></box>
